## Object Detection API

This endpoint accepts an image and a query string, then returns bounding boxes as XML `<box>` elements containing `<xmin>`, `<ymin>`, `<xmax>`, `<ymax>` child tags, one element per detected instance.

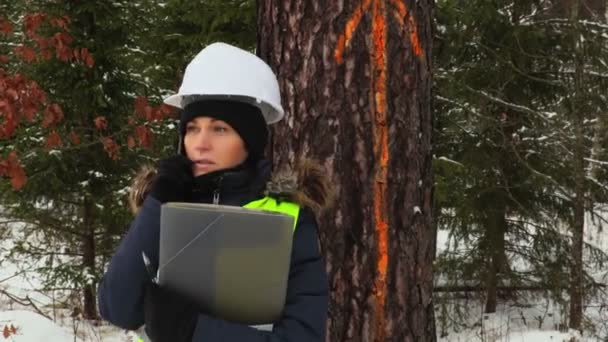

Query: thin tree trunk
<box><xmin>484</xmin><ymin>205</ymin><xmax>508</xmax><ymax>314</ymax></box>
<box><xmin>568</xmin><ymin>0</ymin><xmax>585</xmax><ymax>331</ymax></box>
<box><xmin>258</xmin><ymin>1</ymin><xmax>435</xmax><ymax>341</ymax></box>
<box><xmin>570</xmin><ymin>153</ymin><xmax>585</xmax><ymax>331</ymax></box>
<box><xmin>75</xmin><ymin>5</ymin><xmax>99</xmax><ymax>321</ymax></box>
<box><xmin>567</xmin><ymin>0</ymin><xmax>607</xmax><ymax>331</ymax></box>
<box><xmin>82</xmin><ymin>196</ymin><xmax>97</xmax><ymax>320</ymax></box>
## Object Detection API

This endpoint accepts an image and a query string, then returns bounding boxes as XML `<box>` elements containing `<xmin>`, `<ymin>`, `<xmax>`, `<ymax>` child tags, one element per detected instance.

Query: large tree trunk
<box><xmin>258</xmin><ymin>1</ymin><xmax>435</xmax><ymax>341</ymax></box>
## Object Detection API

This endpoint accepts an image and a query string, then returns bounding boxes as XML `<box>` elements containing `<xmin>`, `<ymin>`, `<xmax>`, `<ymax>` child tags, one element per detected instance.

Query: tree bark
<box><xmin>258</xmin><ymin>1</ymin><xmax>435</xmax><ymax>341</ymax></box>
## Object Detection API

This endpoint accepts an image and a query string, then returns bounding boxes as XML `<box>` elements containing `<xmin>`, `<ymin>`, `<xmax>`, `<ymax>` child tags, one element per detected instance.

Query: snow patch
<box><xmin>0</xmin><ymin>310</ymin><xmax>73</xmax><ymax>342</ymax></box>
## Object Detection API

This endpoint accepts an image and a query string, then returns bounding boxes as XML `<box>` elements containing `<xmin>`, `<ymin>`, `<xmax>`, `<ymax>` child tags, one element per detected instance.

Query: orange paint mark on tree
<box><xmin>373</xmin><ymin>182</ymin><xmax>388</xmax><ymax>340</ymax></box>
<box><xmin>380</xmin><ymin>128</ymin><xmax>389</xmax><ymax>166</ymax></box>
<box><xmin>371</xmin><ymin>1</ymin><xmax>388</xmax><ymax>338</ymax></box>
<box><xmin>390</xmin><ymin>0</ymin><xmax>423</xmax><ymax>57</ymax></box>
<box><xmin>372</xmin><ymin>5</ymin><xmax>387</xmax><ymax>114</ymax></box>
<box><xmin>335</xmin><ymin>2</ymin><xmax>424</xmax><ymax>338</ymax></box>
<box><xmin>335</xmin><ymin>0</ymin><xmax>423</xmax><ymax>66</ymax></box>
<box><xmin>335</xmin><ymin>0</ymin><xmax>372</xmax><ymax>64</ymax></box>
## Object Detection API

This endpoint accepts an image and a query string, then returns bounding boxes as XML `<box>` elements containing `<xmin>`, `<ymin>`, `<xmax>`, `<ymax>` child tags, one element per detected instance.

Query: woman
<box><xmin>97</xmin><ymin>43</ymin><xmax>331</xmax><ymax>342</ymax></box>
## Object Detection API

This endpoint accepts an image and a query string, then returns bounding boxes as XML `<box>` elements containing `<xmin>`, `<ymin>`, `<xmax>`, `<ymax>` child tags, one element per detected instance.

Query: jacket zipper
<box><xmin>213</xmin><ymin>176</ymin><xmax>223</xmax><ymax>205</ymax></box>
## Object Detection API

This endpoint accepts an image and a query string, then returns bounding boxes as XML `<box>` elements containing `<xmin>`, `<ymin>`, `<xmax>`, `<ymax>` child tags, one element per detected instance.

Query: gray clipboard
<box><xmin>158</xmin><ymin>202</ymin><xmax>294</xmax><ymax>325</ymax></box>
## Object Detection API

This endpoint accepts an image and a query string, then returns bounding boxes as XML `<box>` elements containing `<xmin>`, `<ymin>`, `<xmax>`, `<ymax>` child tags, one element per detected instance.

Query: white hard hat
<box><xmin>163</xmin><ymin>42</ymin><xmax>285</xmax><ymax>124</ymax></box>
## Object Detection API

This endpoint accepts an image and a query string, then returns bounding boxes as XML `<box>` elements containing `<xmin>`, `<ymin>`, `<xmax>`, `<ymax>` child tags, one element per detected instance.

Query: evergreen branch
<box><xmin>20</xmin><ymin>124</ymin><xmax>139</xmax><ymax>158</ymax></box>
<box><xmin>457</xmin><ymin>89</ymin><xmax>574</xmax><ymax>158</ymax></box>
<box><xmin>22</xmin><ymin>216</ymin><xmax>85</xmax><ymax>238</ymax></box>
<box><xmin>436</xmin><ymin>95</ymin><xmax>484</xmax><ymax>119</ymax></box>
<box><xmin>435</xmin><ymin>95</ymin><xmax>504</xmax><ymax>148</ymax></box>
<box><xmin>513</xmin><ymin>38</ymin><xmax>566</xmax><ymax>64</ymax></box>
<box><xmin>584</xmin><ymin>158</ymin><xmax>608</xmax><ymax>166</ymax></box>
<box><xmin>497</xmin><ymin>166</ymin><xmax>545</xmax><ymax>221</ymax></box>
<box><xmin>505</xmin><ymin>135</ymin><xmax>574</xmax><ymax>202</ymax></box>
<box><xmin>586</xmin><ymin>207</ymin><xmax>608</xmax><ymax>227</ymax></box>
<box><xmin>558</xmin><ymin>70</ymin><xmax>608</xmax><ymax>79</ymax></box>
<box><xmin>441</xmin><ymin>79</ymin><xmax>571</xmax><ymax>145</ymax></box>
<box><xmin>0</xmin><ymin>220</ymin><xmax>25</xmax><ymax>225</ymax></box>
<box><xmin>434</xmin><ymin>285</ymin><xmax>554</xmax><ymax>292</ymax></box>
<box><xmin>477</xmin><ymin>42</ymin><xmax>565</xmax><ymax>87</ymax></box>
<box><xmin>503</xmin><ymin>245</ymin><xmax>562</xmax><ymax>265</ymax></box>
<box><xmin>506</xmin><ymin>218</ymin><xmax>562</xmax><ymax>232</ymax></box>
<box><xmin>586</xmin><ymin>176</ymin><xmax>608</xmax><ymax>198</ymax></box>
<box><xmin>508</xmin><ymin>221</ymin><xmax>558</xmax><ymax>244</ymax></box>
<box><xmin>36</xmin><ymin>287</ymin><xmax>79</xmax><ymax>292</ymax></box>
<box><xmin>20</xmin><ymin>251</ymin><xmax>84</xmax><ymax>258</ymax></box>
<box><xmin>49</xmin><ymin>197</ymin><xmax>83</xmax><ymax>206</ymax></box>
<box><xmin>523</xmin><ymin>18</ymin><xmax>608</xmax><ymax>31</ymax></box>
<box><xmin>463</xmin><ymin>85</ymin><xmax>556</xmax><ymax>120</ymax></box>
<box><xmin>0</xmin><ymin>42</ymin><xmax>20</xmax><ymax>48</ymax></box>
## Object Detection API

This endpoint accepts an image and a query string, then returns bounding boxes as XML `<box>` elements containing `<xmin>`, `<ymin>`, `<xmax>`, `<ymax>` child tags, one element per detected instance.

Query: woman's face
<box><xmin>183</xmin><ymin>116</ymin><xmax>248</xmax><ymax>177</ymax></box>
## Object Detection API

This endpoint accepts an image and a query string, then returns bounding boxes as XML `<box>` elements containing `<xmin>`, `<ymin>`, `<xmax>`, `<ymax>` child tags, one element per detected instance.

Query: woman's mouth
<box><xmin>193</xmin><ymin>159</ymin><xmax>216</xmax><ymax>170</ymax></box>
<box><xmin>194</xmin><ymin>159</ymin><xmax>215</xmax><ymax>165</ymax></box>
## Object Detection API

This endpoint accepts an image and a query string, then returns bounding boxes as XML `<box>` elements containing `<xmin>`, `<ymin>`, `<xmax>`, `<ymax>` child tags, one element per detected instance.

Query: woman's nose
<box><xmin>192</xmin><ymin>130</ymin><xmax>212</xmax><ymax>151</ymax></box>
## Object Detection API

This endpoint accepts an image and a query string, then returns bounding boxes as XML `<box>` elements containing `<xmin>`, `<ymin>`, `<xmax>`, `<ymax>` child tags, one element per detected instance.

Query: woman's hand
<box><xmin>144</xmin><ymin>282</ymin><xmax>198</xmax><ymax>342</ymax></box>
<box><xmin>149</xmin><ymin>155</ymin><xmax>194</xmax><ymax>203</ymax></box>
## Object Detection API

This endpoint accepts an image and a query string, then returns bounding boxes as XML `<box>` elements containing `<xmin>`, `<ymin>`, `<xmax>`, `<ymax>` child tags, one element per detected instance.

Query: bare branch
<box><xmin>0</xmin><ymin>288</ymin><xmax>52</xmax><ymax>321</ymax></box>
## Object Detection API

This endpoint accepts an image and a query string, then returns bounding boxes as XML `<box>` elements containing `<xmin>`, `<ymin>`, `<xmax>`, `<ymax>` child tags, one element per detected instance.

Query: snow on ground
<box><xmin>444</xmin><ymin>329</ymin><xmax>582</xmax><ymax>342</ymax></box>
<box><xmin>0</xmin><ymin>219</ymin><xmax>139</xmax><ymax>341</ymax></box>
<box><xmin>435</xmin><ymin>205</ymin><xmax>608</xmax><ymax>341</ymax></box>
<box><xmin>0</xmin><ymin>207</ymin><xmax>606</xmax><ymax>341</ymax></box>
<box><xmin>435</xmin><ymin>292</ymin><xmax>608</xmax><ymax>341</ymax></box>
<box><xmin>0</xmin><ymin>309</ymin><xmax>137</xmax><ymax>342</ymax></box>
<box><xmin>0</xmin><ymin>306</ymin><xmax>139</xmax><ymax>342</ymax></box>
<box><xmin>0</xmin><ymin>310</ymin><xmax>73</xmax><ymax>342</ymax></box>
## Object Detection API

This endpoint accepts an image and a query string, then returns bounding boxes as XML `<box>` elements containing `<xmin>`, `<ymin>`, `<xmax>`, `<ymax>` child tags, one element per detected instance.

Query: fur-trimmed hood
<box><xmin>128</xmin><ymin>159</ymin><xmax>334</xmax><ymax>215</ymax></box>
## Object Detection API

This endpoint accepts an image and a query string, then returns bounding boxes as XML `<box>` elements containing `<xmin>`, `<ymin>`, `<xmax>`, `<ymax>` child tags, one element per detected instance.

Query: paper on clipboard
<box><xmin>158</xmin><ymin>202</ymin><xmax>294</xmax><ymax>325</ymax></box>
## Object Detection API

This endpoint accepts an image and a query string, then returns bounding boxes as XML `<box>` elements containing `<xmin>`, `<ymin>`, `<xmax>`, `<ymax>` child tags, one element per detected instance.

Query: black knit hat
<box><xmin>179</xmin><ymin>99</ymin><xmax>269</xmax><ymax>160</ymax></box>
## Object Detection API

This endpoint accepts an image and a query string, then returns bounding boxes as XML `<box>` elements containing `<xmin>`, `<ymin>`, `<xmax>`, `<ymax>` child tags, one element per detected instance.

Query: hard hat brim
<box><xmin>164</xmin><ymin>93</ymin><xmax>284</xmax><ymax>124</ymax></box>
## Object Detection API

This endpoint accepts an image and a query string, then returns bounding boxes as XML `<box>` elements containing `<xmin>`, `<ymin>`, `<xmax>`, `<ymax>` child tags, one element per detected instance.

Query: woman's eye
<box><xmin>186</xmin><ymin>125</ymin><xmax>198</xmax><ymax>133</ymax></box>
<box><xmin>213</xmin><ymin>126</ymin><xmax>228</xmax><ymax>133</ymax></box>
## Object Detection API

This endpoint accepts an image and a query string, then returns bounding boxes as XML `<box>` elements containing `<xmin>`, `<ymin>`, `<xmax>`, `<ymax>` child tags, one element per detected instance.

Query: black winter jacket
<box><xmin>97</xmin><ymin>159</ymin><xmax>331</xmax><ymax>341</ymax></box>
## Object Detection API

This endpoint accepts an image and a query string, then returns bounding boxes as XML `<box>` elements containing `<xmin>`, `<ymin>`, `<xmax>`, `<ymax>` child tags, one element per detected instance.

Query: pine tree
<box><xmin>0</xmin><ymin>1</ymin><xmax>174</xmax><ymax>319</ymax></box>
<box><xmin>545</xmin><ymin>0</ymin><xmax>608</xmax><ymax>331</ymax></box>
<box><xmin>1</xmin><ymin>0</ymin><xmax>262</xmax><ymax>321</ymax></box>
<box><xmin>433</xmin><ymin>0</ymin><xmax>608</xmax><ymax>332</ymax></box>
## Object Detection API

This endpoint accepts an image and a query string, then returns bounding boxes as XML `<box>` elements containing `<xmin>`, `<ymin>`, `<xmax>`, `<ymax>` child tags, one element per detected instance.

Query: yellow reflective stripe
<box><xmin>243</xmin><ymin>196</ymin><xmax>300</xmax><ymax>231</ymax></box>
